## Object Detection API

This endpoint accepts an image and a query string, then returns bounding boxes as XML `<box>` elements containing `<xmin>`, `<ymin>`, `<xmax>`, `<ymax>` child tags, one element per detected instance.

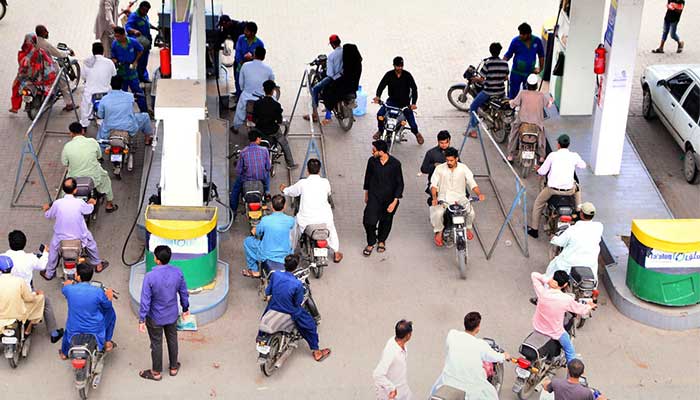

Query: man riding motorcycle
<box><xmin>430</xmin><ymin>147</ymin><xmax>485</xmax><ymax>247</ymax></box>
<box><xmin>421</xmin><ymin>130</ymin><xmax>451</xmax><ymax>204</ymax></box>
<box><xmin>430</xmin><ymin>312</ymin><xmax>510</xmax><ymax>400</ymax></box>
<box><xmin>0</xmin><ymin>255</ymin><xmax>45</xmax><ymax>338</ymax></box>
<box><xmin>507</xmin><ymin>73</ymin><xmax>550</xmax><ymax>164</ymax></box>
<box><xmin>230</xmin><ymin>129</ymin><xmax>271</xmax><ymax>216</ymax></box>
<box><xmin>305</xmin><ymin>34</ymin><xmax>343</xmax><ymax>123</ymax></box>
<box><xmin>253</xmin><ymin>79</ymin><xmax>296</xmax><ymax>168</ymax></box>
<box><xmin>546</xmin><ymin>202</ymin><xmax>603</xmax><ymax>281</ymax></box>
<box><xmin>97</xmin><ymin>75</ymin><xmax>153</xmax><ymax>146</ymax></box>
<box><xmin>242</xmin><ymin>195</ymin><xmax>295</xmax><ymax>278</ymax></box>
<box><xmin>260</xmin><ymin>254</ymin><xmax>331</xmax><ymax>362</ymax></box>
<box><xmin>465</xmin><ymin>42</ymin><xmax>509</xmax><ymax>138</ymax></box>
<box><xmin>232</xmin><ymin>46</ymin><xmax>274</xmax><ymax>133</ymax></box>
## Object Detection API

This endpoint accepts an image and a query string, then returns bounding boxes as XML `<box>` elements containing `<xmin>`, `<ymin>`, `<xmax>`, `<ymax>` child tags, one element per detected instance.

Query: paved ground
<box><xmin>0</xmin><ymin>1</ymin><xmax>698</xmax><ymax>399</ymax></box>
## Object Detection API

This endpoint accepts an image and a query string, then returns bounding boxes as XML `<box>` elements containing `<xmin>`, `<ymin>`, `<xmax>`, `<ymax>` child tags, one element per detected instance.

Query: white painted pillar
<box><xmin>590</xmin><ymin>0</ymin><xmax>645</xmax><ymax>175</ymax></box>
<box><xmin>558</xmin><ymin>0</ymin><xmax>606</xmax><ymax>116</ymax></box>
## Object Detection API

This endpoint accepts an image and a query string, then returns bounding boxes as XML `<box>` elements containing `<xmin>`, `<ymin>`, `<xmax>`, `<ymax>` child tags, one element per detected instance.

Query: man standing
<box><xmin>306</xmin><ymin>34</ymin><xmax>343</xmax><ymax>123</ymax></box>
<box><xmin>532</xmin><ymin>271</ymin><xmax>595</xmax><ymax>363</ymax></box>
<box><xmin>281</xmin><ymin>158</ymin><xmax>343</xmax><ymax>263</ymax></box>
<box><xmin>466</xmin><ymin>42</ymin><xmax>509</xmax><ymax>138</ymax></box>
<box><xmin>546</xmin><ymin>202</ymin><xmax>603</xmax><ymax>280</ymax></box>
<box><xmin>94</xmin><ymin>0</ymin><xmax>120</xmax><ymax>58</ymax></box>
<box><xmin>34</xmin><ymin>25</ymin><xmax>77</xmax><ymax>112</ymax></box>
<box><xmin>504</xmin><ymin>23</ymin><xmax>545</xmax><ymax>99</ymax></box>
<box><xmin>138</xmin><ymin>245</ymin><xmax>189</xmax><ymax>381</ymax></box>
<box><xmin>372</xmin><ymin>320</ymin><xmax>413</xmax><ymax>400</ymax></box>
<box><xmin>111</xmin><ymin>27</ymin><xmax>148</xmax><ymax>112</ymax></box>
<box><xmin>363</xmin><ymin>140</ymin><xmax>404</xmax><ymax>256</ymax></box>
<box><xmin>125</xmin><ymin>1</ymin><xmax>156</xmax><ymax>82</ymax></box>
<box><xmin>98</xmin><ymin>76</ymin><xmax>153</xmax><ymax>145</ymax></box>
<box><xmin>653</xmin><ymin>0</ymin><xmax>685</xmax><ymax>54</ymax></box>
<box><xmin>61</xmin><ymin>263</ymin><xmax>116</xmax><ymax>359</ymax></box>
<box><xmin>80</xmin><ymin>42</ymin><xmax>117</xmax><ymax>129</ymax></box>
<box><xmin>253</xmin><ymin>79</ymin><xmax>296</xmax><ymax>168</ymax></box>
<box><xmin>41</xmin><ymin>178</ymin><xmax>108</xmax><ymax>280</ymax></box>
<box><xmin>429</xmin><ymin>312</ymin><xmax>509</xmax><ymax>400</ymax></box>
<box><xmin>542</xmin><ymin>359</ymin><xmax>608</xmax><ymax>400</ymax></box>
<box><xmin>232</xmin><ymin>47</ymin><xmax>274</xmax><ymax>133</ymax></box>
<box><xmin>230</xmin><ymin>129</ymin><xmax>271</xmax><ymax>215</ymax></box>
<box><xmin>528</xmin><ymin>134</ymin><xmax>585</xmax><ymax>239</ymax></box>
<box><xmin>4</xmin><ymin>230</ymin><xmax>63</xmax><ymax>343</ymax></box>
<box><xmin>243</xmin><ymin>195</ymin><xmax>295</xmax><ymax>278</ymax></box>
<box><xmin>62</xmin><ymin>122</ymin><xmax>118</xmax><ymax>212</ymax></box>
<box><xmin>0</xmin><ymin>256</ymin><xmax>45</xmax><ymax>337</ymax></box>
<box><xmin>373</xmin><ymin>57</ymin><xmax>424</xmax><ymax>145</ymax></box>
<box><xmin>234</xmin><ymin>22</ymin><xmax>265</xmax><ymax>97</ymax></box>
<box><xmin>430</xmin><ymin>147</ymin><xmax>485</xmax><ymax>247</ymax></box>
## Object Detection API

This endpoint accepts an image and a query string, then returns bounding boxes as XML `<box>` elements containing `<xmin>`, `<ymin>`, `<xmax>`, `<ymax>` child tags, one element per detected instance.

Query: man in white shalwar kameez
<box><xmin>80</xmin><ymin>42</ymin><xmax>117</xmax><ymax>129</ymax></box>
<box><xmin>373</xmin><ymin>320</ymin><xmax>413</xmax><ymax>400</ymax></box>
<box><xmin>232</xmin><ymin>47</ymin><xmax>274</xmax><ymax>131</ymax></box>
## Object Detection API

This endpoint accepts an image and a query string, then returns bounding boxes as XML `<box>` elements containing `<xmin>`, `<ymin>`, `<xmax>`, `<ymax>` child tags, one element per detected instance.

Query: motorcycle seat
<box><xmin>70</xmin><ymin>333</ymin><xmax>98</xmax><ymax>352</ymax></box>
<box><xmin>242</xmin><ymin>181</ymin><xmax>265</xmax><ymax>203</ymax></box>
<box><xmin>73</xmin><ymin>176</ymin><xmax>95</xmax><ymax>197</ymax></box>
<box><xmin>571</xmin><ymin>266</ymin><xmax>595</xmax><ymax>283</ymax></box>
<box><xmin>547</xmin><ymin>194</ymin><xmax>576</xmax><ymax>209</ymax></box>
<box><xmin>259</xmin><ymin>310</ymin><xmax>296</xmax><ymax>334</ymax></box>
<box><xmin>304</xmin><ymin>224</ymin><xmax>329</xmax><ymax>240</ymax></box>
<box><xmin>520</xmin><ymin>330</ymin><xmax>561</xmax><ymax>361</ymax></box>
<box><xmin>108</xmin><ymin>130</ymin><xmax>130</xmax><ymax>147</ymax></box>
<box><xmin>59</xmin><ymin>239</ymin><xmax>83</xmax><ymax>260</ymax></box>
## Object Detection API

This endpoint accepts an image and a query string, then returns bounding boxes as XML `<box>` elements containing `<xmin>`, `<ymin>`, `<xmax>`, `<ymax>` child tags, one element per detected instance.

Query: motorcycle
<box><xmin>72</xmin><ymin>176</ymin><xmax>103</xmax><ymax>227</ymax></box>
<box><xmin>515</xmin><ymin>123</ymin><xmax>542</xmax><ymax>178</ymax></box>
<box><xmin>58</xmin><ymin>239</ymin><xmax>85</xmax><ymax>281</ymax></box>
<box><xmin>298</xmin><ymin>224</ymin><xmax>330</xmax><ymax>279</ymax></box>
<box><xmin>512</xmin><ymin>313</ymin><xmax>576</xmax><ymax>400</ymax></box>
<box><xmin>21</xmin><ymin>79</ymin><xmax>57</xmax><ymax>121</ymax></box>
<box><xmin>569</xmin><ymin>267</ymin><xmax>599</xmax><ymax>329</ymax></box>
<box><xmin>256</xmin><ymin>265</ymin><xmax>321</xmax><ymax>377</ymax></box>
<box><xmin>307</xmin><ymin>54</ymin><xmax>356</xmax><ymax>131</ymax></box>
<box><xmin>0</xmin><ymin>1</ymin><xmax>7</xmax><ymax>21</ymax></box>
<box><xmin>243</xmin><ymin>100</ymin><xmax>285</xmax><ymax>179</ymax></box>
<box><xmin>55</xmin><ymin>43</ymin><xmax>81</xmax><ymax>90</ymax></box>
<box><xmin>438</xmin><ymin>197</ymin><xmax>479</xmax><ymax>280</ymax></box>
<box><xmin>99</xmin><ymin>130</ymin><xmax>132</xmax><ymax>179</ymax></box>
<box><xmin>241</xmin><ymin>180</ymin><xmax>268</xmax><ymax>227</ymax></box>
<box><xmin>376</xmin><ymin>99</ymin><xmax>410</xmax><ymax>153</ymax></box>
<box><xmin>447</xmin><ymin>64</ymin><xmax>514</xmax><ymax>143</ymax></box>
<box><xmin>429</xmin><ymin>337</ymin><xmax>506</xmax><ymax>400</ymax></box>
<box><xmin>542</xmin><ymin>193</ymin><xmax>576</xmax><ymax>237</ymax></box>
<box><xmin>68</xmin><ymin>280</ymin><xmax>117</xmax><ymax>400</ymax></box>
<box><xmin>1</xmin><ymin>319</ymin><xmax>31</xmax><ymax>369</ymax></box>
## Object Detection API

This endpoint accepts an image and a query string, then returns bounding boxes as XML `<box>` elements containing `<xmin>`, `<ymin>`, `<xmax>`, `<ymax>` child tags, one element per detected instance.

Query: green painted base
<box><xmin>626</xmin><ymin>260</ymin><xmax>700</xmax><ymax>306</ymax></box>
<box><xmin>145</xmin><ymin>249</ymin><xmax>218</xmax><ymax>290</ymax></box>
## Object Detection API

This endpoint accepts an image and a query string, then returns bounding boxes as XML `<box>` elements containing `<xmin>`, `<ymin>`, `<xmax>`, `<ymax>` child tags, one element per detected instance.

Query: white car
<box><xmin>641</xmin><ymin>65</ymin><xmax>700</xmax><ymax>184</ymax></box>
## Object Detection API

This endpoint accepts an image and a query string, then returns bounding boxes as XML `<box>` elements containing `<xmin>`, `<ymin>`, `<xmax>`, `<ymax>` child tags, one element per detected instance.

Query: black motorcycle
<box><xmin>308</xmin><ymin>54</ymin><xmax>356</xmax><ymax>131</ymax></box>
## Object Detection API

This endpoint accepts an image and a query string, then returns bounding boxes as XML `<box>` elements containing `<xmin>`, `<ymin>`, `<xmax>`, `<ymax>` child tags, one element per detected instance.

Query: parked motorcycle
<box><xmin>68</xmin><ymin>280</ymin><xmax>117</xmax><ymax>400</ymax></box>
<box><xmin>438</xmin><ymin>197</ymin><xmax>479</xmax><ymax>279</ymax></box>
<box><xmin>1</xmin><ymin>319</ymin><xmax>32</xmax><ymax>369</ymax></box>
<box><xmin>0</xmin><ymin>0</ymin><xmax>7</xmax><ymax>21</ymax></box>
<box><xmin>308</xmin><ymin>54</ymin><xmax>356</xmax><ymax>131</ymax></box>
<box><xmin>299</xmin><ymin>224</ymin><xmax>330</xmax><ymax>279</ymax></box>
<box><xmin>429</xmin><ymin>337</ymin><xmax>506</xmax><ymax>400</ymax></box>
<box><xmin>99</xmin><ymin>130</ymin><xmax>132</xmax><ymax>179</ymax></box>
<box><xmin>56</xmin><ymin>43</ymin><xmax>81</xmax><ymax>90</ymax></box>
<box><xmin>512</xmin><ymin>313</ymin><xmax>576</xmax><ymax>399</ymax></box>
<box><xmin>376</xmin><ymin>99</ymin><xmax>410</xmax><ymax>153</ymax></box>
<box><xmin>447</xmin><ymin>64</ymin><xmax>514</xmax><ymax>143</ymax></box>
<box><xmin>256</xmin><ymin>265</ymin><xmax>320</xmax><ymax>376</ymax></box>
<box><xmin>515</xmin><ymin>123</ymin><xmax>542</xmax><ymax>178</ymax></box>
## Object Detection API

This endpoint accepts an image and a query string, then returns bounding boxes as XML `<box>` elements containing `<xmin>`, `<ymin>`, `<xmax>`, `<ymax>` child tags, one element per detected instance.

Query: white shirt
<box><xmin>4</xmin><ymin>249</ymin><xmax>48</xmax><ymax>290</ymax></box>
<box><xmin>373</xmin><ymin>337</ymin><xmax>411</xmax><ymax>400</ymax></box>
<box><xmin>283</xmin><ymin>175</ymin><xmax>334</xmax><ymax>228</ymax></box>
<box><xmin>83</xmin><ymin>54</ymin><xmax>117</xmax><ymax>95</ymax></box>
<box><xmin>430</xmin><ymin>163</ymin><xmax>478</xmax><ymax>204</ymax></box>
<box><xmin>434</xmin><ymin>330</ymin><xmax>504</xmax><ymax>399</ymax></box>
<box><xmin>547</xmin><ymin>220</ymin><xmax>604</xmax><ymax>281</ymax></box>
<box><xmin>327</xmin><ymin>46</ymin><xmax>344</xmax><ymax>80</ymax></box>
<box><xmin>537</xmin><ymin>149</ymin><xmax>586</xmax><ymax>190</ymax></box>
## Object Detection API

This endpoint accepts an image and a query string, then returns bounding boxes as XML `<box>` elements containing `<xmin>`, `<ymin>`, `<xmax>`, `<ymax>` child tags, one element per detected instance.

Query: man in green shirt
<box><xmin>61</xmin><ymin>123</ymin><xmax>118</xmax><ymax>212</ymax></box>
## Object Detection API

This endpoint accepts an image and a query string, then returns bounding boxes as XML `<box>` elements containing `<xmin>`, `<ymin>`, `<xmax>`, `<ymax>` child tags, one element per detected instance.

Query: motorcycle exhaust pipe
<box><xmin>92</xmin><ymin>373</ymin><xmax>102</xmax><ymax>389</ymax></box>
<box><xmin>274</xmin><ymin>343</ymin><xmax>298</xmax><ymax>369</ymax></box>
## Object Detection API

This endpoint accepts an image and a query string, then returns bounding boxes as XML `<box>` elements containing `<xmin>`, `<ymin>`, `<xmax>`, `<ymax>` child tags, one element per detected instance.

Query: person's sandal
<box><xmin>333</xmin><ymin>252</ymin><xmax>343</xmax><ymax>263</ymax></box>
<box><xmin>313</xmin><ymin>348</ymin><xmax>331</xmax><ymax>362</ymax></box>
<box><xmin>376</xmin><ymin>243</ymin><xmax>386</xmax><ymax>253</ymax></box>
<box><xmin>169</xmin><ymin>362</ymin><xmax>181</xmax><ymax>376</ymax></box>
<box><xmin>651</xmin><ymin>48</ymin><xmax>664</xmax><ymax>54</ymax></box>
<box><xmin>139</xmin><ymin>370</ymin><xmax>162</xmax><ymax>381</ymax></box>
<box><xmin>362</xmin><ymin>246</ymin><xmax>374</xmax><ymax>257</ymax></box>
<box><xmin>105</xmin><ymin>204</ymin><xmax>119</xmax><ymax>213</ymax></box>
<box><xmin>677</xmin><ymin>41</ymin><xmax>684</xmax><ymax>53</ymax></box>
<box><xmin>96</xmin><ymin>261</ymin><xmax>110</xmax><ymax>273</ymax></box>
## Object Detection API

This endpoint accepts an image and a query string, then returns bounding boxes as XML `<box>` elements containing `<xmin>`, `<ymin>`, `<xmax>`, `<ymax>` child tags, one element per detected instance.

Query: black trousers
<box><xmin>363</xmin><ymin>199</ymin><xmax>398</xmax><ymax>246</ymax></box>
<box><xmin>146</xmin><ymin>318</ymin><xmax>178</xmax><ymax>373</ymax></box>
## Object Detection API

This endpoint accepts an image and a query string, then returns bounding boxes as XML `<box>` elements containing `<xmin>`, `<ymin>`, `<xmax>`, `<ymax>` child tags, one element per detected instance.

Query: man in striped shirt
<box><xmin>466</xmin><ymin>43</ymin><xmax>509</xmax><ymax>138</ymax></box>
<box><xmin>230</xmin><ymin>129</ymin><xmax>271</xmax><ymax>216</ymax></box>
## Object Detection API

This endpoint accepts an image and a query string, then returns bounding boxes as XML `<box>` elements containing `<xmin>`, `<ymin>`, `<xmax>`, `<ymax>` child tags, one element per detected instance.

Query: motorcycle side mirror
<box><xmin>656</xmin><ymin>79</ymin><xmax>666</xmax><ymax>87</ymax></box>
<box><xmin>57</xmin><ymin>43</ymin><xmax>68</xmax><ymax>51</ymax></box>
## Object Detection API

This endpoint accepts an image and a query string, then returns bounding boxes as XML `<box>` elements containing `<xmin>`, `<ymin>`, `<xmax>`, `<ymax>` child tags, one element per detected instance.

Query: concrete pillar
<box><xmin>558</xmin><ymin>0</ymin><xmax>606</xmax><ymax>116</ymax></box>
<box><xmin>590</xmin><ymin>0</ymin><xmax>645</xmax><ymax>175</ymax></box>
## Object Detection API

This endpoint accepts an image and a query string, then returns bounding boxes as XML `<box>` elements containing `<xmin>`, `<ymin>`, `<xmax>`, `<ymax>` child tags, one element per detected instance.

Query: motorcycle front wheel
<box><xmin>0</xmin><ymin>2</ymin><xmax>6</xmax><ymax>21</ymax></box>
<box><xmin>261</xmin><ymin>334</ymin><xmax>281</xmax><ymax>377</ymax></box>
<box><xmin>517</xmin><ymin>376</ymin><xmax>539</xmax><ymax>400</ymax></box>
<box><xmin>447</xmin><ymin>84</ymin><xmax>471</xmax><ymax>112</ymax></box>
<box><xmin>575</xmin><ymin>314</ymin><xmax>586</xmax><ymax>329</ymax></box>
<box><xmin>7</xmin><ymin>348</ymin><xmax>18</xmax><ymax>369</ymax></box>
<box><xmin>491</xmin><ymin>362</ymin><xmax>504</xmax><ymax>395</ymax></box>
<box><xmin>69</xmin><ymin>60</ymin><xmax>81</xmax><ymax>92</ymax></box>
<box><xmin>26</xmin><ymin>95</ymin><xmax>44</xmax><ymax>121</ymax></box>
<box><xmin>456</xmin><ymin>244</ymin><xmax>467</xmax><ymax>280</ymax></box>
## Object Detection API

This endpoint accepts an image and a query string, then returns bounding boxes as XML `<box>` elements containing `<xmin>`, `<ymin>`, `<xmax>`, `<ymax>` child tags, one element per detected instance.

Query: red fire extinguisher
<box><xmin>594</xmin><ymin>44</ymin><xmax>606</xmax><ymax>75</ymax></box>
<box><xmin>160</xmin><ymin>46</ymin><xmax>172</xmax><ymax>78</ymax></box>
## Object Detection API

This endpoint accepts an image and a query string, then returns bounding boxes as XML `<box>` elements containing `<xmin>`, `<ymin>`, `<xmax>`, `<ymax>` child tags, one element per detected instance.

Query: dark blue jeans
<box><xmin>377</xmin><ymin>99</ymin><xmax>418</xmax><ymax>134</ymax></box>
<box><xmin>467</xmin><ymin>90</ymin><xmax>490</xmax><ymax>131</ymax></box>
<box><xmin>122</xmin><ymin>78</ymin><xmax>148</xmax><ymax>112</ymax></box>
<box><xmin>662</xmin><ymin>21</ymin><xmax>680</xmax><ymax>42</ymax></box>
<box><xmin>509</xmin><ymin>73</ymin><xmax>528</xmax><ymax>99</ymax></box>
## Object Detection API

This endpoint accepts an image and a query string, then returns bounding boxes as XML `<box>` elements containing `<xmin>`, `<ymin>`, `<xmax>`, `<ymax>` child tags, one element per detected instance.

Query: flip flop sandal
<box><xmin>96</xmin><ymin>261</ymin><xmax>110</xmax><ymax>273</ymax></box>
<box><xmin>139</xmin><ymin>370</ymin><xmax>162</xmax><ymax>381</ymax></box>
<box><xmin>169</xmin><ymin>362</ymin><xmax>181</xmax><ymax>376</ymax></box>
<box><xmin>314</xmin><ymin>348</ymin><xmax>331</xmax><ymax>362</ymax></box>
<box><xmin>105</xmin><ymin>341</ymin><xmax>117</xmax><ymax>352</ymax></box>
<box><xmin>58</xmin><ymin>350</ymin><xmax>67</xmax><ymax>360</ymax></box>
<box><xmin>376</xmin><ymin>243</ymin><xmax>386</xmax><ymax>253</ymax></box>
<box><xmin>651</xmin><ymin>48</ymin><xmax>664</xmax><ymax>54</ymax></box>
<box><xmin>105</xmin><ymin>204</ymin><xmax>119</xmax><ymax>213</ymax></box>
<box><xmin>241</xmin><ymin>270</ymin><xmax>261</xmax><ymax>278</ymax></box>
<box><xmin>333</xmin><ymin>253</ymin><xmax>343</xmax><ymax>263</ymax></box>
<box><xmin>362</xmin><ymin>246</ymin><xmax>374</xmax><ymax>257</ymax></box>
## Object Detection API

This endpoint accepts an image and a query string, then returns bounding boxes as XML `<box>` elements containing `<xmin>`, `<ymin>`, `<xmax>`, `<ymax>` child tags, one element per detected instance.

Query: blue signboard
<box><xmin>604</xmin><ymin>0</ymin><xmax>618</xmax><ymax>47</ymax></box>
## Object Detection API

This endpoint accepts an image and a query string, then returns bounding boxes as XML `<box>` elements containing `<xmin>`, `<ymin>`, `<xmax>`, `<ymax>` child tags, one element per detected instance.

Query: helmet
<box><xmin>526</xmin><ymin>73</ymin><xmax>539</xmax><ymax>86</ymax></box>
<box><xmin>0</xmin><ymin>255</ymin><xmax>14</xmax><ymax>273</ymax></box>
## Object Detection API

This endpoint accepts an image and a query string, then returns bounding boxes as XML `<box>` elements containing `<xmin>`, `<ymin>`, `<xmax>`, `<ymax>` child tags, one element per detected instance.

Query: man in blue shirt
<box><xmin>503</xmin><ymin>23</ymin><xmax>545</xmax><ymax>99</ymax></box>
<box><xmin>98</xmin><ymin>76</ymin><xmax>153</xmax><ymax>146</ymax></box>
<box><xmin>305</xmin><ymin>34</ymin><xmax>343</xmax><ymax>123</ymax></box>
<box><xmin>234</xmin><ymin>21</ymin><xmax>264</xmax><ymax>98</ymax></box>
<box><xmin>111</xmin><ymin>26</ymin><xmax>148</xmax><ymax>112</ymax></box>
<box><xmin>243</xmin><ymin>195</ymin><xmax>295</xmax><ymax>278</ymax></box>
<box><xmin>61</xmin><ymin>263</ymin><xmax>116</xmax><ymax>358</ymax></box>
<box><xmin>263</xmin><ymin>254</ymin><xmax>331</xmax><ymax>362</ymax></box>
<box><xmin>138</xmin><ymin>245</ymin><xmax>189</xmax><ymax>381</ymax></box>
<box><xmin>125</xmin><ymin>1</ymin><xmax>156</xmax><ymax>83</ymax></box>
<box><xmin>232</xmin><ymin>47</ymin><xmax>275</xmax><ymax>131</ymax></box>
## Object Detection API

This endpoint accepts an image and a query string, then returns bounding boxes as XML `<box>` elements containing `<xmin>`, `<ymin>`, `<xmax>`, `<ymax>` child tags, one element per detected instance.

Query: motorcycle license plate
<box><xmin>1</xmin><ymin>337</ymin><xmax>17</xmax><ymax>345</ymax></box>
<box><xmin>248</xmin><ymin>210</ymin><xmax>262</xmax><ymax>219</ymax></box>
<box><xmin>110</xmin><ymin>154</ymin><xmax>123</xmax><ymax>162</ymax></box>
<box><xmin>452</xmin><ymin>216</ymin><xmax>465</xmax><ymax>225</ymax></box>
<box><xmin>23</xmin><ymin>96</ymin><xmax>33</xmax><ymax>102</ymax></box>
<box><xmin>515</xmin><ymin>366</ymin><xmax>531</xmax><ymax>379</ymax></box>
<box><xmin>522</xmin><ymin>151</ymin><xmax>535</xmax><ymax>160</ymax></box>
<box><xmin>313</xmin><ymin>248</ymin><xmax>328</xmax><ymax>258</ymax></box>
<box><xmin>256</xmin><ymin>344</ymin><xmax>271</xmax><ymax>355</ymax></box>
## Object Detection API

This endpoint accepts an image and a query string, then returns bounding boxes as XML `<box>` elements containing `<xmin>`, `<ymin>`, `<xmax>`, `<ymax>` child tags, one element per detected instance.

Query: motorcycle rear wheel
<box><xmin>491</xmin><ymin>362</ymin><xmax>504</xmax><ymax>394</ymax></box>
<box><xmin>69</xmin><ymin>60</ymin><xmax>81</xmax><ymax>92</ymax></box>
<box><xmin>261</xmin><ymin>334</ymin><xmax>281</xmax><ymax>377</ymax></box>
<box><xmin>492</xmin><ymin>119</ymin><xmax>508</xmax><ymax>144</ymax></box>
<box><xmin>26</xmin><ymin>95</ymin><xmax>44</xmax><ymax>121</ymax></box>
<box><xmin>338</xmin><ymin>104</ymin><xmax>354</xmax><ymax>131</ymax></box>
<box><xmin>519</xmin><ymin>158</ymin><xmax>531</xmax><ymax>179</ymax></box>
<box><xmin>312</xmin><ymin>264</ymin><xmax>324</xmax><ymax>279</ymax></box>
<box><xmin>447</xmin><ymin>85</ymin><xmax>471</xmax><ymax>112</ymax></box>
<box><xmin>0</xmin><ymin>3</ymin><xmax>6</xmax><ymax>21</ymax></box>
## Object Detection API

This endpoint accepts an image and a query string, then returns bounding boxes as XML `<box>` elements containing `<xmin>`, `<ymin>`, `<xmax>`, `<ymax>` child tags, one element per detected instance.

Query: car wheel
<box><xmin>684</xmin><ymin>149</ymin><xmax>700</xmax><ymax>184</ymax></box>
<box><xmin>642</xmin><ymin>86</ymin><xmax>655</xmax><ymax>120</ymax></box>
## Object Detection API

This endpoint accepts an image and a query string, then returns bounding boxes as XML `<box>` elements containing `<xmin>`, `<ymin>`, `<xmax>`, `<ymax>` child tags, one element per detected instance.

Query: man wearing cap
<box><xmin>546</xmin><ymin>202</ymin><xmax>603</xmax><ymax>281</ymax></box>
<box><xmin>305</xmin><ymin>34</ymin><xmax>343</xmax><ymax>123</ymax></box>
<box><xmin>0</xmin><ymin>255</ymin><xmax>46</xmax><ymax>337</ymax></box>
<box><xmin>507</xmin><ymin>73</ymin><xmax>550</xmax><ymax>164</ymax></box>
<box><xmin>528</xmin><ymin>134</ymin><xmax>585</xmax><ymax>239</ymax></box>
<box><xmin>373</xmin><ymin>57</ymin><xmax>424</xmax><ymax>145</ymax></box>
